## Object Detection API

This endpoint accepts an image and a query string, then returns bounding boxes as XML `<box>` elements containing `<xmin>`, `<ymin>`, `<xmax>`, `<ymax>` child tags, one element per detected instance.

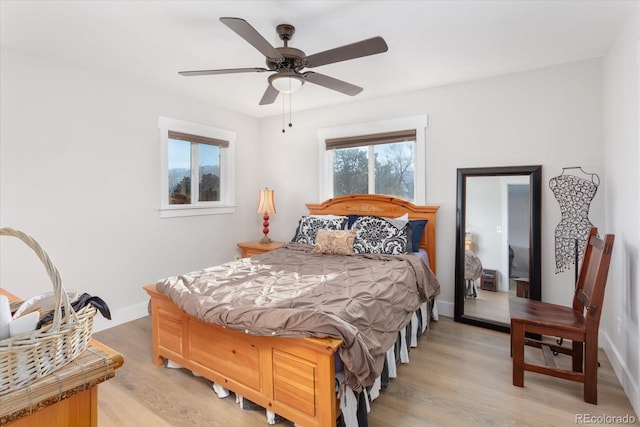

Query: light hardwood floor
<box><xmin>94</xmin><ymin>316</ymin><xmax>637</xmax><ymax>426</ymax></box>
<box><xmin>463</xmin><ymin>287</ymin><xmax>512</xmax><ymax>325</ymax></box>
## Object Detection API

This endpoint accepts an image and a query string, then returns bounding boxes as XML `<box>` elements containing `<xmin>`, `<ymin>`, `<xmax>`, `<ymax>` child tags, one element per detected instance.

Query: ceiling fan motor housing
<box><xmin>266</xmin><ymin>47</ymin><xmax>306</xmax><ymax>72</ymax></box>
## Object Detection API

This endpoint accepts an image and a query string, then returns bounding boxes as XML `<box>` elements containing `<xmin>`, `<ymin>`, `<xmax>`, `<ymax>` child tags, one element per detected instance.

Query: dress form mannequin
<box><xmin>549</xmin><ymin>167</ymin><xmax>599</xmax><ymax>275</ymax></box>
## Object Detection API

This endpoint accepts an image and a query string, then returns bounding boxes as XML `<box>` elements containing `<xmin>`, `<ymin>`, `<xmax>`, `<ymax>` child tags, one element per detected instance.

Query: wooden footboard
<box><xmin>144</xmin><ymin>284</ymin><xmax>342</xmax><ymax>427</ymax></box>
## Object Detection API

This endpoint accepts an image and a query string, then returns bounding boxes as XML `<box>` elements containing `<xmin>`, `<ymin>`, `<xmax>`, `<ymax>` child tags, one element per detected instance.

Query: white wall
<box><xmin>259</xmin><ymin>58</ymin><xmax>605</xmax><ymax>316</ymax></box>
<box><xmin>2</xmin><ymin>16</ymin><xmax>637</xmax><ymax>413</ymax></box>
<box><xmin>507</xmin><ymin>184</ymin><xmax>530</xmax><ymax>279</ymax></box>
<box><xmin>259</xmin><ymin>51</ymin><xmax>639</xmax><ymax>412</ymax></box>
<box><xmin>0</xmin><ymin>48</ymin><xmax>263</xmax><ymax>330</ymax></box>
<box><xmin>466</xmin><ymin>176</ymin><xmax>502</xmax><ymax>283</ymax></box>
<box><xmin>2</xmin><ymin>51</ymin><xmax>602</xmax><ymax>320</ymax></box>
<box><xmin>602</xmin><ymin>4</ymin><xmax>640</xmax><ymax>415</ymax></box>
<box><xmin>465</xmin><ymin>176</ymin><xmax>529</xmax><ymax>292</ymax></box>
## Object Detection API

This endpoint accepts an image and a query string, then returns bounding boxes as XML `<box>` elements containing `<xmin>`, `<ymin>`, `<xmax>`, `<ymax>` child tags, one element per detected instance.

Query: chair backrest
<box><xmin>572</xmin><ymin>227</ymin><xmax>615</xmax><ymax>326</ymax></box>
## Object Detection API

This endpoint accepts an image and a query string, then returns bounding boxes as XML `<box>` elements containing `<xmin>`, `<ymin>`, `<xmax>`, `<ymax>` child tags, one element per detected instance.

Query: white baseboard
<box><xmin>436</xmin><ymin>299</ymin><xmax>454</xmax><ymax>318</ymax></box>
<box><xmin>600</xmin><ymin>330</ymin><xmax>640</xmax><ymax>417</ymax></box>
<box><xmin>93</xmin><ymin>300</ymin><xmax>149</xmax><ymax>333</ymax></box>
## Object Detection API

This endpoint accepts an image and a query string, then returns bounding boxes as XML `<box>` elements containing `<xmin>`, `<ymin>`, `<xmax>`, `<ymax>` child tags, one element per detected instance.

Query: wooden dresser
<box><xmin>237</xmin><ymin>240</ymin><xmax>285</xmax><ymax>257</ymax></box>
<box><xmin>0</xmin><ymin>289</ymin><xmax>124</xmax><ymax>427</ymax></box>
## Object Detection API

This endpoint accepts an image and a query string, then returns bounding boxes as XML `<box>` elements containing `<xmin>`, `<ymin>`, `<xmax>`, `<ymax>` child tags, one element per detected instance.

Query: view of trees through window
<box><xmin>168</xmin><ymin>139</ymin><xmax>220</xmax><ymax>205</ymax></box>
<box><xmin>333</xmin><ymin>146</ymin><xmax>368</xmax><ymax>195</ymax></box>
<box><xmin>333</xmin><ymin>141</ymin><xmax>414</xmax><ymax>201</ymax></box>
<box><xmin>198</xmin><ymin>144</ymin><xmax>220</xmax><ymax>202</ymax></box>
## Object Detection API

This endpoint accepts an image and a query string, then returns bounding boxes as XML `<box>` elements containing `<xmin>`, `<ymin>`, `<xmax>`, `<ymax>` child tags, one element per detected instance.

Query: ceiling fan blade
<box><xmin>304</xmin><ymin>36</ymin><xmax>388</xmax><ymax>68</ymax></box>
<box><xmin>179</xmin><ymin>67</ymin><xmax>269</xmax><ymax>76</ymax></box>
<box><xmin>303</xmin><ymin>72</ymin><xmax>363</xmax><ymax>96</ymax></box>
<box><xmin>259</xmin><ymin>84</ymin><xmax>280</xmax><ymax>105</ymax></box>
<box><xmin>220</xmin><ymin>17</ymin><xmax>284</xmax><ymax>61</ymax></box>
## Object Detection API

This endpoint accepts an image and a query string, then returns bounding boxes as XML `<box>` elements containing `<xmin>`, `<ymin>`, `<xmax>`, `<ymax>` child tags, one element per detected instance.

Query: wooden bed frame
<box><xmin>144</xmin><ymin>195</ymin><xmax>439</xmax><ymax>427</ymax></box>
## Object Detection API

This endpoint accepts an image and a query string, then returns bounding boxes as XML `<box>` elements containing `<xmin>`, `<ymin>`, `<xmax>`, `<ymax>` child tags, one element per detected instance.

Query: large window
<box><xmin>318</xmin><ymin>116</ymin><xmax>427</xmax><ymax>203</ymax></box>
<box><xmin>329</xmin><ymin>130</ymin><xmax>415</xmax><ymax>201</ymax></box>
<box><xmin>159</xmin><ymin>117</ymin><xmax>235</xmax><ymax>217</ymax></box>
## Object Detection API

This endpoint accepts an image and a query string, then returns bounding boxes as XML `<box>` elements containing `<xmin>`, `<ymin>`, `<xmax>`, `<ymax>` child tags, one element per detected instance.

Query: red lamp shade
<box><xmin>257</xmin><ymin>188</ymin><xmax>276</xmax><ymax>243</ymax></box>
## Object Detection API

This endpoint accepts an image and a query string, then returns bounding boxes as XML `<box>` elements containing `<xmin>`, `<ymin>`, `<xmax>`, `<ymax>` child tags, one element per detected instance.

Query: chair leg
<box><xmin>512</xmin><ymin>321</ymin><xmax>525</xmax><ymax>387</ymax></box>
<box><xmin>584</xmin><ymin>337</ymin><xmax>598</xmax><ymax>404</ymax></box>
<box><xmin>510</xmin><ymin>326</ymin><xmax>513</xmax><ymax>357</ymax></box>
<box><xmin>572</xmin><ymin>340</ymin><xmax>583</xmax><ymax>373</ymax></box>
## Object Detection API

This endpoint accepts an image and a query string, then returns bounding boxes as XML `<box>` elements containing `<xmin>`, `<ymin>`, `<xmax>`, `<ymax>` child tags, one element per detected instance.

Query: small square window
<box><xmin>159</xmin><ymin>116</ymin><xmax>235</xmax><ymax>217</ymax></box>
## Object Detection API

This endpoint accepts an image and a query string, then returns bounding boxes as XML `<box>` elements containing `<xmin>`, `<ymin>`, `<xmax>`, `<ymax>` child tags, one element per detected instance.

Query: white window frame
<box><xmin>159</xmin><ymin>116</ymin><xmax>236</xmax><ymax>217</ymax></box>
<box><xmin>317</xmin><ymin>115</ymin><xmax>428</xmax><ymax>204</ymax></box>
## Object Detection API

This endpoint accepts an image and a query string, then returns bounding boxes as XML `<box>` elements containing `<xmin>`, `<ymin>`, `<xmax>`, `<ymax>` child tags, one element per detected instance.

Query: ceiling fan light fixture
<box><xmin>269</xmin><ymin>72</ymin><xmax>304</xmax><ymax>93</ymax></box>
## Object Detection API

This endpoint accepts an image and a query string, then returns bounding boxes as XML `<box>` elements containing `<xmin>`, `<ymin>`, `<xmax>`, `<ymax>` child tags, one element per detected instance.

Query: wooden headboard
<box><xmin>306</xmin><ymin>194</ymin><xmax>439</xmax><ymax>274</ymax></box>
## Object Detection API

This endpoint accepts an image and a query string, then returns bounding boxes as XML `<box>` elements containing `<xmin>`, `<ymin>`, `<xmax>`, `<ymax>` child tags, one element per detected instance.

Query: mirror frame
<box><xmin>454</xmin><ymin>165</ymin><xmax>542</xmax><ymax>333</ymax></box>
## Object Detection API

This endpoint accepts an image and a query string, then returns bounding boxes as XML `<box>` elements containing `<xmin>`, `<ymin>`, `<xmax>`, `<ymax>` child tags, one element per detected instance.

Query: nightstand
<box><xmin>480</xmin><ymin>269</ymin><xmax>498</xmax><ymax>291</ymax></box>
<box><xmin>237</xmin><ymin>240</ymin><xmax>286</xmax><ymax>258</ymax></box>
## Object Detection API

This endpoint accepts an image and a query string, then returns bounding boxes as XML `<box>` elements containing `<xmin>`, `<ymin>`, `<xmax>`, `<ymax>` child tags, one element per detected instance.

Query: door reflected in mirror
<box><xmin>454</xmin><ymin>166</ymin><xmax>542</xmax><ymax>333</ymax></box>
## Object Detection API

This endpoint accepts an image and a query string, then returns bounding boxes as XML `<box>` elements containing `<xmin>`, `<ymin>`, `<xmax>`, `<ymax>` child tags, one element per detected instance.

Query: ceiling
<box><xmin>1</xmin><ymin>1</ymin><xmax>635</xmax><ymax>118</ymax></box>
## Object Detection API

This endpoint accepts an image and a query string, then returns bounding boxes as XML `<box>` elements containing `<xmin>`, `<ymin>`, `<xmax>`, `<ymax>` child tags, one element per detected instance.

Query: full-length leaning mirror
<box><xmin>454</xmin><ymin>165</ymin><xmax>542</xmax><ymax>333</ymax></box>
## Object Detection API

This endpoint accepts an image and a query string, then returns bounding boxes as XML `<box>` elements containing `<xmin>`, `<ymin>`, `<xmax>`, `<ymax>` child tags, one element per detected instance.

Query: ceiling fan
<box><xmin>179</xmin><ymin>17</ymin><xmax>389</xmax><ymax>105</ymax></box>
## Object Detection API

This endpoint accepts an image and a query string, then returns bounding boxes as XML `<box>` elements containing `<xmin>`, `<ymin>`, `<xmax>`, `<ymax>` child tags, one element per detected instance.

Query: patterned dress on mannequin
<box><xmin>549</xmin><ymin>172</ymin><xmax>598</xmax><ymax>273</ymax></box>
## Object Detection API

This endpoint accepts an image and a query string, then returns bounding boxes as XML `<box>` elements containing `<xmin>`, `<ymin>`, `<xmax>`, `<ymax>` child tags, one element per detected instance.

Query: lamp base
<box><xmin>260</xmin><ymin>235</ymin><xmax>272</xmax><ymax>244</ymax></box>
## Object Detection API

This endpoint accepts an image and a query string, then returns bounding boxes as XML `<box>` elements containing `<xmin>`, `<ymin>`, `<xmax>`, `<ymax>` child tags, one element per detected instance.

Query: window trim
<box><xmin>159</xmin><ymin>116</ymin><xmax>236</xmax><ymax>217</ymax></box>
<box><xmin>317</xmin><ymin>115</ymin><xmax>428</xmax><ymax>204</ymax></box>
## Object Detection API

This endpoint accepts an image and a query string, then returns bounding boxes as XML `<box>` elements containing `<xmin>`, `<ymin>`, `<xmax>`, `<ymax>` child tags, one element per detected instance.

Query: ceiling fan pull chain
<box><xmin>289</xmin><ymin>92</ymin><xmax>293</xmax><ymax>128</ymax></box>
<box><xmin>282</xmin><ymin>93</ymin><xmax>286</xmax><ymax>133</ymax></box>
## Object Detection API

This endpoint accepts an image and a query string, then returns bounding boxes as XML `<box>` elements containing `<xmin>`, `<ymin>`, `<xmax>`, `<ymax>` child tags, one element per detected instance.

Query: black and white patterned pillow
<box><xmin>352</xmin><ymin>215</ymin><xmax>409</xmax><ymax>254</ymax></box>
<box><xmin>291</xmin><ymin>216</ymin><xmax>348</xmax><ymax>245</ymax></box>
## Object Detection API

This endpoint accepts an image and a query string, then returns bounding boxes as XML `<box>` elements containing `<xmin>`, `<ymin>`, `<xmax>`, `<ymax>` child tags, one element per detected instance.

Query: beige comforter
<box><xmin>156</xmin><ymin>243</ymin><xmax>440</xmax><ymax>391</ymax></box>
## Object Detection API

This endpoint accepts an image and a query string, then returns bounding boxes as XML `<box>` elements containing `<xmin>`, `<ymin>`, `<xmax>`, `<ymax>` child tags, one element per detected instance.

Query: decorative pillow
<box><xmin>312</xmin><ymin>229</ymin><xmax>356</xmax><ymax>255</ymax></box>
<box><xmin>349</xmin><ymin>216</ymin><xmax>426</xmax><ymax>252</ymax></box>
<box><xmin>291</xmin><ymin>215</ymin><xmax>348</xmax><ymax>245</ymax></box>
<box><xmin>409</xmin><ymin>219</ymin><xmax>428</xmax><ymax>252</ymax></box>
<box><xmin>348</xmin><ymin>213</ymin><xmax>408</xmax><ymax>228</ymax></box>
<box><xmin>406</xmin><ymin>222</ymin><xmax>414</xmax><ymax>252</ymax></box>
<box><xmin>352</xmin><ymin>215</ymin><xmax>410</xmax><ymax>254</ymax></box>
<box><xmin>347</xmin><ymin>214</ymin><xmax>362</xmax><ymax>228</ymax></box>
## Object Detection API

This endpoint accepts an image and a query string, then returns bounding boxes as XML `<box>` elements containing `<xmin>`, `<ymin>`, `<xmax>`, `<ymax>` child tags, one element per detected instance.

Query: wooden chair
<box><xmin>509</xmin><ymin>227</ymin><xmax>614</xmax><ymax>404</ymax></box>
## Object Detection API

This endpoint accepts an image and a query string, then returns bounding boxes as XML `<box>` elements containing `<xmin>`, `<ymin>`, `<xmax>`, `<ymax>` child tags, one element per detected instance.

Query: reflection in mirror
<box><xmin>454</xmin><ymin>166</ymin><xmax>541</xmax><ymax>333</ymax></box>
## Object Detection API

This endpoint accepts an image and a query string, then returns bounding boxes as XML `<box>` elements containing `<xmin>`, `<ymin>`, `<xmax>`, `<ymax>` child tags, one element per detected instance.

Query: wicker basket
<box><xmin>0</xmin><ymin>227</ymin><xmax>96</xmax><ymax>395</ymax></box>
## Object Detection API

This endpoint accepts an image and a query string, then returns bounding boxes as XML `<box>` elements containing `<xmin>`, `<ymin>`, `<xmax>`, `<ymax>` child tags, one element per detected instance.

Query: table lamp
<box><xmin>257</xmin><ymin>188</ymin><xmax>276</xmax><ymax>243</ymax></box>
